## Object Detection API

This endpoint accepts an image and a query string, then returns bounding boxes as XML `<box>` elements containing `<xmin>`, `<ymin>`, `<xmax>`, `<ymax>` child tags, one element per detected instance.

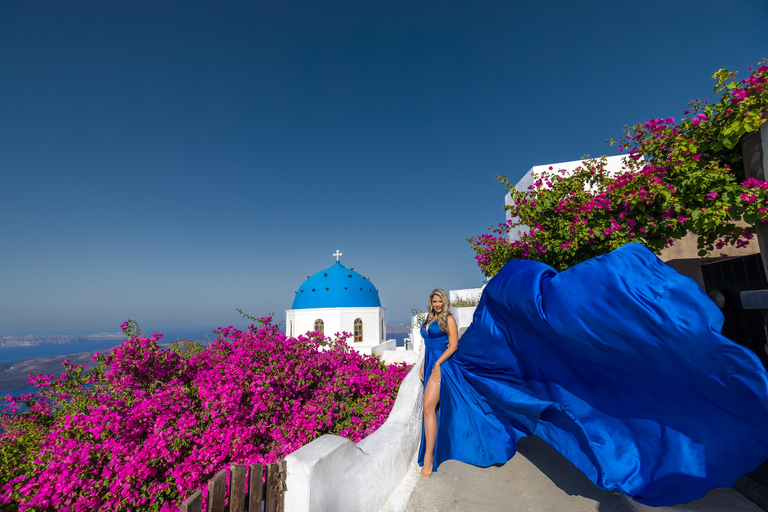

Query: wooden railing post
<box><xmin>265</xmin><ymin>460</ymin><xmax>287</xmax><ymax>512</ymax></box>
<box><xmin>178</xmin><ymin>459</ymin><xmax>284</xmax><ymax>512</ymax></box>
<box><xmin>207</xmin><ymin>468</ymin><xmax>227</xmax><ymax>512</ymax></box>
<box><xmin>249</xmin><ymin>463</ymin><xmax>264</xmax><ymax>512</ymax></box>
<box><xmin>229</xmin><ymin>464</ymin><xmax>247</xmax><ymax>512</ymax></box>
<box><xmin>180</xmin><ymin>490</ymin><xmax>202</xmax><ymax>512</ymax></box>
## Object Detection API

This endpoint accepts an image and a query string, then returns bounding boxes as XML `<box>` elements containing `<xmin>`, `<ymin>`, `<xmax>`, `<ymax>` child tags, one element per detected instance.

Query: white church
<box><xmin>285</xmin><ymin>251</ymin><xmax>393</xmax><ymax>355</ymax></box>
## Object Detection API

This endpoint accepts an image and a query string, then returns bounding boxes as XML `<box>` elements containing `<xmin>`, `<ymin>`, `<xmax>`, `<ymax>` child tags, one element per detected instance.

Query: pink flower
<box><xmin>741</xmin><ymin>193</ymin><xmax>757</xmax><ymax>203</ymax></box>
<box><xmin>733</xmin><ymin>89</ymin><xmax>750</xmax><ymax>104</ymax></box>
<box><xmin>1</xmin><ymin>320</ymin><xmax>411</xmax><ymax>510</ymax></box>
<box><xmin>742</xmin><ymin>178</ymin><xmax>768</xmax><ymax>190</ymax></box>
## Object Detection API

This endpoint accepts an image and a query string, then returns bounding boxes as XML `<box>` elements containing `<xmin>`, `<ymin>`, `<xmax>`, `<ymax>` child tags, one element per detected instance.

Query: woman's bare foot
<box><xmin>420</xmin><ymin>458</ymin><xmax>434</xmax><ymax>478</ymax></box>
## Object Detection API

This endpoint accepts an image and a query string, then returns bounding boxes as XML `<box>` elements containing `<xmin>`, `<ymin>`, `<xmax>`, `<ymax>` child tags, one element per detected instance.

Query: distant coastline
<box><xmin>0</xmin><ymin>350</ymin><xmax>100</xmax><ymax>398</ymax></box>
<box><xmin>1</xmin><ymin>324</ymin><xmax>412</xmax><ymax>345</ymax></box>
<box><xmin>1</xmin><ymin>327</ymin><xmax>408</xmax><ymax>396</ymax></box>
<box><xmin>386</xmin><ymin>323</ymin><xmax>411</xmax><ymax>334</ymax></box>
<box><xmin>0</xmin><ymin>332</ymin><xmax>124</xmax><ymax>347</ymax></box>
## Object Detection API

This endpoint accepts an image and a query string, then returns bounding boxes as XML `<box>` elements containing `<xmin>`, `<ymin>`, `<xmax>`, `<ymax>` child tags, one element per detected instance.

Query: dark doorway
<box><xmin>701</xmin><ymin>253</ymin><xmax>768</xmax><ymax>370</ymax></box>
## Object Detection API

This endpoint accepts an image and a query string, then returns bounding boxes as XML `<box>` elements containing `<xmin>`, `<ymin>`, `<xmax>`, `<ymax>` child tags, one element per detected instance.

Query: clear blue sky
<box><xmin>1</xmin><ymin>0</ymin><xmax>766</xmax><ymax>337</ymax></box>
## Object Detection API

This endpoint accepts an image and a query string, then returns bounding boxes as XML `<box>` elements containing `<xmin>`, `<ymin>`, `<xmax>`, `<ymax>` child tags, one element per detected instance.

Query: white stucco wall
<box><xmin>372</xmin><ymin>339</ymin><xmax>397</xmax><ymax>356</ymax></box>
<box><xmin>449</xmin><ymin>287</ymin><xmax>483</xmax><ymax>304</ymax></box>
<box><xmin>409</xmin><ymin>314</ymin><xmax>424</xmax><ymax>357</ymax></box>
<box><xmin>381</xmin><ymin>349</ymin><xmax>419</xmax><ymax>365</ymax></box>
<box><xmin>284</xmin><ymin>360</ymin><xmax>423</xmax><ymax>512</ymax></box>
<box><xmin>286</xmin><ymin>306</ymin><xmax>387</xmax><ymax>354</ymax></box>
<box><xmin>452</xmin><ymin>306</ymin><xmax>477</xmax><ymax>338</ymax></box>
<box><xmin>450</xmin><ymin>287</ymin><xmax>483</xmax><ymax>339</ymax></box>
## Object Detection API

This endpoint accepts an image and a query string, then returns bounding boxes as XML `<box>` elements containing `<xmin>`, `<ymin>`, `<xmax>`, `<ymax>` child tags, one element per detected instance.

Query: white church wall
<box><xmin>285</xmin><ymin>361</ymin><xmax>423</xmax><ymax>512</ymax></box>
<box><xmin>379</xmin><ymin>308</ymin><xmax>387</xmax><ymax>342</ymax></box>
<box><xmin>286</xmin><ymin>307</ymin><xmax>385</xmax><ymax>354</ymax></box>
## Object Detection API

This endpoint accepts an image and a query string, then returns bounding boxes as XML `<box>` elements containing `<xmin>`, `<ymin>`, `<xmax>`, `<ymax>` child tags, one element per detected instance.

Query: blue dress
<box><xmin>416</xmin><ymin>320</ymin><xmax>457</xmax><ymax>471</ymax></box>
<box><xmin>418</xmin><ymin>243</ymin><xmax>768</xmax><ymax>506</ymax></box>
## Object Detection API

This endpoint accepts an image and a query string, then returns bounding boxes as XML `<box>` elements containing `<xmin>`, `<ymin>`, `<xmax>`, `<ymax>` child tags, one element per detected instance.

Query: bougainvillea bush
<box><xmin>0</xmin><ymin>317</ymin><xmax>410</xmax><ymax>511</ymax></box>
<box><xmin>469</xmin><ymin>59</ymin><xmax>768</xmax><ymax>276</ymax></box>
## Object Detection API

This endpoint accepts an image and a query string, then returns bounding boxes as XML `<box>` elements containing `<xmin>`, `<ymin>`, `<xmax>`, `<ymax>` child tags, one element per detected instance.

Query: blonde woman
<box><xmin>418</xmin><ymin>288</ymin><xmax>458</xmax><ymax>478</ymax></box>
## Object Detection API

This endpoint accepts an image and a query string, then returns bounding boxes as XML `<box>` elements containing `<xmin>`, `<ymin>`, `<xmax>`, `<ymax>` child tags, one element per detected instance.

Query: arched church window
<box><xmin>314</xmin><ymin>319</ymin><xmax>324</xmax><ymax>334</ymax></box>
<box><xmin>289</xmin><ymin>321</ymin><xmax>292</xmax><ymax>337</ymax></box>
<box><xmin>354</xmin><ymin>318</ymin><xmax>363</xmax><ymax>343</ymax></box>
<box><xmin>381</xmin><ymin>319</ymin><xmax>385</xmax><ymax>340</ymax></box>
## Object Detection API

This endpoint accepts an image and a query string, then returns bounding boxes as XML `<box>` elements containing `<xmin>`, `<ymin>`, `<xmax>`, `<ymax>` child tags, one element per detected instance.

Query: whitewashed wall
<box><xmin>284</xmin><ymin>360</ymin><xmax>423</xmax><ymax>512</ymax></box>
<box><xmin>409</xmin><ymin>313</ymin><xmax>424</xmax><ymax>356</ymax></box>
<box><xmin>286</xmin><ymin>306</ymin><xmax>386</xmax><ymax>354</ymax></box>
<box><xmin>449</xmin><ymin>287</ymin><xmax>483</xmax><ymax>304</ymax></box>
<box><xmin>452</xmin><ymin>306</ymin><xmax>477</xmax><ymax>338</ymax></box>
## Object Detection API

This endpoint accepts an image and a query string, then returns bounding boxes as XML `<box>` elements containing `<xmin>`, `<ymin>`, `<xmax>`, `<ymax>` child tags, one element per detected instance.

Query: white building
<box><xmin>505</xmin><ymin>155</ymin><xmax>628</xmax><ymax>241</ymax></box>
<box><xmin>285</xmin><ymin>251</ymin><xmax>390</xmax><ymax>356</ymax></box>
<box><xmin>504</xmin><ymin>155</ymin><xmax>758</xmax><ymax>286</ymax></box>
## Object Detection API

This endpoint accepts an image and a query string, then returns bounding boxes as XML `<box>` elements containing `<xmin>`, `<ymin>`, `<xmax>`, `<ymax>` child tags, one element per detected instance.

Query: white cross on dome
<box><xmin>333</xmin><ymin>250</ymin><xmax>342</xmax><ymax>261</ymax></box>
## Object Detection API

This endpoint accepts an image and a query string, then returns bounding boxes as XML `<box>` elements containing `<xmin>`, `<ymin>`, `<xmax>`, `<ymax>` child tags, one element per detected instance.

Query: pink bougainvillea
<box><xmin>0</xmin><ymin>317</ymin><xmax>410</xmax><ymax>511</ymax></box>
<box><xmin>469</xmin><ymin>60</ymin><xmax>768</xmax><ymax>275</ymax></box>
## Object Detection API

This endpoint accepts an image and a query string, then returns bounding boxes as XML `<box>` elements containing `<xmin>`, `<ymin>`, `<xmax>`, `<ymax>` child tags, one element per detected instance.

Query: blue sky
<box><xmin>1</xmin><ymin>0</ymin><xmax>767</xmax><ymax>337</ymax></box>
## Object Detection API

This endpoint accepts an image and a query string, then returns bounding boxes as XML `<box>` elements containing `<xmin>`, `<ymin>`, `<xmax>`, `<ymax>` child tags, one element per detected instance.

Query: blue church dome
<box><xmin>292</xmin><ymin>260</ymin><xmax>381</xmax><ymax>309</ymax></box>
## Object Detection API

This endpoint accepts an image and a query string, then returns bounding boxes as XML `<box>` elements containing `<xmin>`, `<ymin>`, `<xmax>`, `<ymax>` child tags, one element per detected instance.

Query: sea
<box><xmin>0</xmin><ymin>339</ymin><xmax>128</xmax><ymax>366</ymax></box>
<box><xmin>1</xmin><ymin>332</ymin><xmax>409</xmax><ymax>404</ymax></box>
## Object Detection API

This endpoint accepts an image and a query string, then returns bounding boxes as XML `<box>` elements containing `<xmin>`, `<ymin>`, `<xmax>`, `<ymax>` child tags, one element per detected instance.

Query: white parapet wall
<box><xmin>284</xmin><ymin>360</ymin><xmax>424</xmax><ymax>512</ymax></box>
<box><xmin>452</xmin><ymin>306</ymin><xmax>477</xmax><ymax>338</ymax></box>
<box><xmin>449</xmin><ymin>287</ymin><xmax>483</xmax><ymax>304</ymax></box>
<box><xmin>371</xmin><ymin>339</ymin><xmax>397</xmax><ymax>357</ymax></box>
<box><xmin>381</xmin><ymin>349</ymin><xmax>419</xmax><ymax>365</ymax></box>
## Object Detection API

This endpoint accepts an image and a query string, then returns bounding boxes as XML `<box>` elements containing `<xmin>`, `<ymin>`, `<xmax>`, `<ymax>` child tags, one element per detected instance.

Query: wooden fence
<box><xmin>180</xmin><ymin>460</ymin><xmax>286</xmax><ymax>512</ymax></box>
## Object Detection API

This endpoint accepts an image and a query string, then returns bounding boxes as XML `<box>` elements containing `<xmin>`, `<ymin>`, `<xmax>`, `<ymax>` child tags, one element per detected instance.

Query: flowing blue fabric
<box><xmin>419</xmin><ymin>243</ymin><xmax>768</xmax><ymax>506</ymax></box>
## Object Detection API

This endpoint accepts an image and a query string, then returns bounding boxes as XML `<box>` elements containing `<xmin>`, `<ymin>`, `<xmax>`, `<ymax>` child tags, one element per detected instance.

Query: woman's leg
<box><xmin>420</xmin><ymin>369</ymin><xmax>440</xmax><ymax>477</ymax></box>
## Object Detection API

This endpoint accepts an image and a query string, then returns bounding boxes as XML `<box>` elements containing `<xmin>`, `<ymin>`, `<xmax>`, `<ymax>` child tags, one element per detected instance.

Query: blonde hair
<box><xmin>426</xmin><ymin>289</ymin><xmax>452</xmax><ymax>333</ymax></box>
